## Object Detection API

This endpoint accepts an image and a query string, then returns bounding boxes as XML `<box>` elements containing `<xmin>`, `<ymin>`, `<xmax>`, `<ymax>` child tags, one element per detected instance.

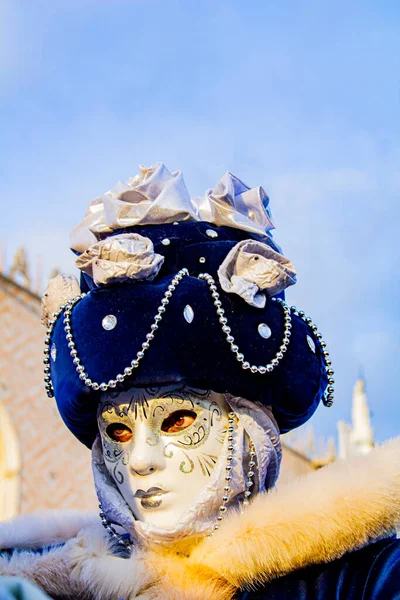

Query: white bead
<box><xmin>102</xmin><ymin>315</ymin><xmax>117</xmax><ymax>331</ymax></box>
<box><xmin>258</xmin><ymin>323</ymin><xmax>272</xmax><ymax>339</ymax></box>
<box><xmin>183</xmin><ymin>305</ymin><xmax>195</xmax><ymax>323</ymax></box>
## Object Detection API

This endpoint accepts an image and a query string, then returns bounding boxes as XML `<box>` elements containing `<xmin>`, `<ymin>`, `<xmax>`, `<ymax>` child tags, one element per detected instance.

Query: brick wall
<box><xmin>0</xmin><ymin>275</ymin><xmax>97</xmax><ymax>514</ymax></box>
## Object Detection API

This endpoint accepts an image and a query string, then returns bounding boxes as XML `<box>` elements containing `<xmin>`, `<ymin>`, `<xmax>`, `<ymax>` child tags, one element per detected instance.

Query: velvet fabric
<box><xmin>78</xmin><ymin>221</ymin><xmax>282</xmax><ymax>293</ymax></box>
<box><xmin>50</xmin><ymin>222</ymin><xmax>327</xmax><ymax>447</ymax></box>
<box><xmin>237</xmin><ymin>539</ymin><xmax>400</xmax><ymax>600</ymax></box>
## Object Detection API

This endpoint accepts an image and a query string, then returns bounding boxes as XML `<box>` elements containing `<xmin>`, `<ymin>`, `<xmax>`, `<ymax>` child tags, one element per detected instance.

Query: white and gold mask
<box><xmin>94</xmin><ymin>386</ymin><xmax>282</xmax><ymax>546</ymax></box>
<box><xmin>97</xmin><ymin>386</ymin><xmax>230</xmax><ymax>530</ymax></box>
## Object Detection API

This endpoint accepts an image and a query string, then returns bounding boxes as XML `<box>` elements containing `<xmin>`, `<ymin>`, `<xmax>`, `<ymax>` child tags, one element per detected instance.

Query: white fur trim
<box><xmin>190</xmin><ymin>437</ymin><xmax>400</xmax><ymax>588</ymax></box>
<box><xmin>1</xmin><ymin>439</ymin><xmax>400</xmax><ymax>599</ymax></box>
<box><xmin>0</xmin><ymin>510</ymin><xmax>98</xmax><ymax>549</ymax></box>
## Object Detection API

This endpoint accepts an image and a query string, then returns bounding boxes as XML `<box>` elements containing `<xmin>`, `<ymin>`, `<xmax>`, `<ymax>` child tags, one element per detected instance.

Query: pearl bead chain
<box><xmin>209</xmin><ymin>411</ymin><xmax>237</xmax><ymax>536</ymax></box>
<box><xmin>199</xmin><ymin>272</ymin><xmax>292</xmax><ymax>375</ymax></box>
<box><xmin>43</xmin><ymin>269</ymin><xmax>189</xmax><ymax>397</ymax></box>
<box><xmin>282</xmin><ymin>300</ymin><xmax>334</xmax><ymax>407</ymax></box>
<box><xmin>43</xmin><ymin>270</ymin><xmax>334</xmax><ymax>408</ymax></box>
<box><xmin>209</xmin><ymin>412</ymin><xmax>257</xmax><ymax>538</ymax></box>
<box><xmin>242</xmin><ymin>442</ymin><xmax>256</xmax><ymax>510</ymax></box>
<box><xmin>43</xmin><ymin>294</ymin><xmax>87</xmax><ymax>398</ymax></box>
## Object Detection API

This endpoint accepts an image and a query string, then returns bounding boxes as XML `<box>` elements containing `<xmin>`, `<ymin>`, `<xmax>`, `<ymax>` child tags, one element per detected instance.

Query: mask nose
<box><xmin>130</xmin><ymin>462</ymin><xmax>156</xmax><ymax>476</ymax></box>
<box><xmin>129</xmin><ymin>422</ymin><xmax>164</xmax><ymax>476</ymax></box>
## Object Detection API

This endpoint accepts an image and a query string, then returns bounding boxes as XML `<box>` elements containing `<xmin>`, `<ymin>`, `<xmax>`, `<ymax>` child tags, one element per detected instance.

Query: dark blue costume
<box><xmin>239</xmin><ymin>539</ymin><xmax>400</xmax><ymax>600</ymax></box>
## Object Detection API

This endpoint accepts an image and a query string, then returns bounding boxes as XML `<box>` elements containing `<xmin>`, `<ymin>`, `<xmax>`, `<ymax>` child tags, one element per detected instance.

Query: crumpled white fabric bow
<box><xmin>70</xmin><ymin>163</ymin><xmax>279</xmax><ymax>254</ymax></box>
<box><xmin>218</xmin><ymin>240</ymin><xmax>296</xmax><ymax>308</ymax></box>
<box><xmin>75</xmin><ymin>233</ymin><xmax>164</xmax><ymax>286</ymax></box>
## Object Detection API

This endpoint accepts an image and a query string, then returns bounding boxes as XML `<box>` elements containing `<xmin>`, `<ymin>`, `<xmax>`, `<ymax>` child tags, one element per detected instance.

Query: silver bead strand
<box><xmin>43</xmin><ymin>269</ymin><xmax>189</xmax><ymax>396</ymax></box>
<box><xmin>288</xmin><ymin>304</ymin><xmax>334</xmax><ymax>407</ymax></box>
<box><xmin>43</xmin><ymin>295</ymin><xmax>86</xmax><ymax>398</ymax></box>
<box><xmin>99</xmin><ymin>504</ymin><xmax>133</xmax><ymax>550</ymax></box>
<box><xmin>198</xmin><ymin>273</ymin><xmax>292</xmax><ymax>374</ymax></box>
<box><xmin>242</xmin><ymin>441</ymin><xmax>256</xmax><ymax>510</ymax></box>
<box><xmin>209</xmin><ymin>411</ymin><xmax>237</xmax><ymax>538</ymax></box>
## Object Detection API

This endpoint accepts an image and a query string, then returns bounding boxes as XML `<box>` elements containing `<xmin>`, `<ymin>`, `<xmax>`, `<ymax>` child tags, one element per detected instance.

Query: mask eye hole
<box><xmin>106</xmin><ymin>423</ymin><xmax>133</xmax><ymax>443</ymax></box>
<box><xmin>161</xmin><ymin>410</ymin><xmax>197</xmax><ymax>434</ymax></box>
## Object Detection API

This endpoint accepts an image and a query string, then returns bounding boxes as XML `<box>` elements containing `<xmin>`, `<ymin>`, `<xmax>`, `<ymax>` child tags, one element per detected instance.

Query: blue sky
<box><xmin>1</xmin><ymin>0</ymin><xmax>399</xmax><ymax>445</ymax></box>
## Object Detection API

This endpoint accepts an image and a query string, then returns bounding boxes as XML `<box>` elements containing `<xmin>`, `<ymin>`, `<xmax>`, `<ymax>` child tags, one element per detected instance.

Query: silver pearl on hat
<box><xmin>161</xmin><ymin>238</ymin><xmax>171</xmax><ymax>246</ymax></box>
<box><xmin>102</xmin><ymin>315</ymin><xmax>117</xmax><ymax>331</ymax></box>
<box><xmin>307</xmin><ymin>335</ymin><xmax>316</xmax><ymax>353</ymax></box>
<box><xmin>183</xmin><ymin>305</ymin><xmax>195</xmax><ymax>323</ymax></box>
<box><xmin>258</xmin><ymin>323</ymin><xmax>272</xmax><ymax>339</ymax></box>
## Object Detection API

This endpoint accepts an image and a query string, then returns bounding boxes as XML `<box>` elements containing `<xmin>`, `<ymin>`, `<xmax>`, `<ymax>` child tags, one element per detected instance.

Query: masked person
<box><xmin>1</xmin><ymin>164</ymin><xmax>399</xmax><ymax>599</ymax></box>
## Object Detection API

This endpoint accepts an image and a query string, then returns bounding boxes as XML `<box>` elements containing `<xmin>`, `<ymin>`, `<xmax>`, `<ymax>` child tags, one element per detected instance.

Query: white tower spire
<box><xmin>349</xmin><ymin>377</ymin><xmax>374</xmax><ymax>455</ymax></box>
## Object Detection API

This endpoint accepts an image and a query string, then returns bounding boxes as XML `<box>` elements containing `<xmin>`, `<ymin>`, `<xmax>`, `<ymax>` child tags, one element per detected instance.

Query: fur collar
<box><xmin>1</xmin><ymin>438</ymin><xmax>400</xmax><ymax>600</ymax></box>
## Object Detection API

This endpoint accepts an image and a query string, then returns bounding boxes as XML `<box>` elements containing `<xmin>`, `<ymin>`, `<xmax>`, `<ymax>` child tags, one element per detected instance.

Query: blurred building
<box><xmin>0</xmin><ymin>249</ymin><xmax>97</xmax><ymax>519</ymax></box>
<box><xmin>0</xmin><ymin>248</ymin><xmax>376</xmax><ymax>519</ymax></box>
<box><xmin>337</xmin><ymin>378</ymin><xmax>374</xmax><ymax>458</ymax></box>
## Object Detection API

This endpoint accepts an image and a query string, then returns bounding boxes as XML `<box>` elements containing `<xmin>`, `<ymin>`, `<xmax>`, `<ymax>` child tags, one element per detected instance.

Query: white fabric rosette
<box><xmin>75</xmin><ymin>233</ymin><xmax>164</xmax><ymax>287</ymax></box>
<box><xmin>70</xmin><ymin>163</ymin><xmax>197</xmax><ymax>254</ymax></box>
<box><xmin>70</xmin><ymin>163</ymin><xmax>279</xmax><ymax>254</ymax></box>
<box><xmin>218</xmin><ymin>240</ymin><xmax>297</xmax><ymax>308</ymax></box>
<box><xmin>41</xmin><ymin>274</ymin><xmax>81</xmax><ymax>326</ymax></box>
<box><xmin>194</xmin><ymin>170</ymin><xmax>276</xmax><ymax>240</ymax></box>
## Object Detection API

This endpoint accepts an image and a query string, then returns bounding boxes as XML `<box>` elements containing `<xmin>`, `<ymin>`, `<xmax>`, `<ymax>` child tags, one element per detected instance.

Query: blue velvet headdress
<box><xmin>42</xmin><ymin>164</ymin><xmax>333</xmax><ymax>448</ymax></box>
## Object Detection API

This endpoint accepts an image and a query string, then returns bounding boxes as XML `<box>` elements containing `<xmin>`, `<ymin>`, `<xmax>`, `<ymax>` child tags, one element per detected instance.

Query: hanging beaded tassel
<box><xmin>209</xmin><ymin>411</ymin><xmax>237</xmax><ymax>536</ymax></box>
<box><xmin>242</xmin><ymin>442</ymin><xmax>256</xmax><ymax>510</ymax></box>
<box><xmin>209</xmin><ymin>412</ymin><xmax>257</xmax><ymax>538</ymax></box>
<box><xmin>99</xmin><ymin>504</ymin><xmax>133</xmax><ymax>550</ymax></box>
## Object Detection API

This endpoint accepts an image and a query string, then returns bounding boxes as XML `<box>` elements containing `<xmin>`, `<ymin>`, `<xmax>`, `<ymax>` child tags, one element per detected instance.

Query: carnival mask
<box><xmin>97</xmin><ymin>386</ymin><xmax>230</xmax><ymax>530</ymax></box>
